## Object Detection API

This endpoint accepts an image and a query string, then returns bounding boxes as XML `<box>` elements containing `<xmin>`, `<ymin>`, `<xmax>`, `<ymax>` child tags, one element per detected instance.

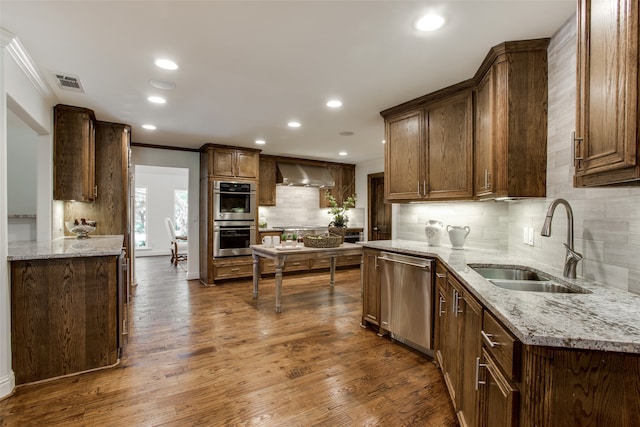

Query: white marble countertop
<box><xmin>7</xmin><ymin>235</ymin><xmax>125</xmax><ymax>261</ymax></box>
<box><xmin>360</xmin><ymin>239</ymin><xmax>640</xmax><ymax>354</ymax></box>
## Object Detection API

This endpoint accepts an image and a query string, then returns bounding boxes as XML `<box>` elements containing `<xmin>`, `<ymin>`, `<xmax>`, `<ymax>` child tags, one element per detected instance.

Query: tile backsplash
<box><xmin>393</xmin><ymin>16</ymin><xmax>640</xmax><ymax>295</ymax></box>
<box><xmin>259</xmin><ymin>186</ymin><xmax>364</xmax><ymax>229</ymax></box>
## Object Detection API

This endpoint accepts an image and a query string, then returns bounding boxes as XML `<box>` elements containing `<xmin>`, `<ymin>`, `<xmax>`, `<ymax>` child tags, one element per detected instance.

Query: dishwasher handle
<box><xmin>378</xmin><ymin>255</ymin><xmax>432</xmax><ymax>271</ymax></box>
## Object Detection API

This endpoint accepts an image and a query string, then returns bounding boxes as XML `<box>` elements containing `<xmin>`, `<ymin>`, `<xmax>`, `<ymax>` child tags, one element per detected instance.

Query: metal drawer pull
<box><xmin>481</xmin><ymin>330</ymin><xmax>500</xmax><ymax>348</ymax></box>
<box><xmin>475</xmin><ymin>357</ymin><xmax>487</xmax><ymax>390</ymax></box>
<box><xmin>436</xmin><ymin>273</ymin><xmax>446</xmax><ymax>279</ymax></box>
<box><xmin>438</xmin><ymin>295</ymin><xmax>446</xmax><ymax>316</ymax></box>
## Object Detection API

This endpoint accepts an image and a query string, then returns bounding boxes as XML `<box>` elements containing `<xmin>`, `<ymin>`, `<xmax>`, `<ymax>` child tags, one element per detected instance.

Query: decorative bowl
<box><xmin>65</xmin><ymin>220</ymin><xmax>97</xmax><ymax>239</ymax></box>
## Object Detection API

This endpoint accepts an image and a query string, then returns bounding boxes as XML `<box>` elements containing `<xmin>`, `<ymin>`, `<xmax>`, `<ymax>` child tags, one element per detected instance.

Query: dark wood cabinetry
<box><xmin>574</xmin><ymin>0</ymin><xmax>640</xmax><ymax>186</ymax></box>
<box><xmin>53</xmin><ymin>104</ymin><xmax>96</xmax><ymax>201</ymax></box>
<box><xmin>319</xmin><ymin>163</ymin><xmax>357</xmax><ymax>207</ymax></box>
<box><xmin>382</xmin><ymin>83</ymin><xmax>474</xmax><ymax>202</ymax></box>
<box><xmin>259</xmin><ymin>157</ymin><xmax>277</xmax><ymax>206</ymax></box>
<box><xmin>11</xmin><ymin>256</ymin><xmax>119</xmax><ymax>385</ymax></box>
<box><xmin>473</xmin><ymin>39</ymin><xmax>549</xmax><ymax>199</ymax></box>
<box><xmin>381</xmin><ymin>39</ymin><xmax>549</xmax><ymax>201</ymax></box>
<box><xmin>201</xmin><ymin>144</ymin><xmax>260</xmax><ymax>180</ymax></box>
<box><xmin>361</xmin><ymin>248</ymin><xmax>381</xmax><ymax>328</ymax></box>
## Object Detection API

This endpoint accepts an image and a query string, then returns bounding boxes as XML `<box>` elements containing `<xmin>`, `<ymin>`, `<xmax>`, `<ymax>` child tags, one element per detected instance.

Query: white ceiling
<box><xmin>1</xmin><ymin>0</ymin><xmax>576</xmax><ymax>164</ymax></box>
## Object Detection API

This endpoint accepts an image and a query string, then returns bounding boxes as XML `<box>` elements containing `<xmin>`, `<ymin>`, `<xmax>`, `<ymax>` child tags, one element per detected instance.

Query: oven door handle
<box><xmin>216</xmin><ymin>227</ymin><xmax>255</xmax><ymax>230</ymax></box>
<box><xmin>214</xmin><ymin>191</ymin><xmax>255</xmax><ymax>196</ymax></box>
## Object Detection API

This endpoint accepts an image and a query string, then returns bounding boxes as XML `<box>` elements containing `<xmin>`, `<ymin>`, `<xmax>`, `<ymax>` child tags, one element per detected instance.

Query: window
<box><xmin>134</xmin><ymin>186</ymin><xmax>147</xmax><ymax>248</ymax></box>
<box><xmin>174</xmin><ymin>189</ymin><xmax>188</xmax><ymax>237</ymax></box>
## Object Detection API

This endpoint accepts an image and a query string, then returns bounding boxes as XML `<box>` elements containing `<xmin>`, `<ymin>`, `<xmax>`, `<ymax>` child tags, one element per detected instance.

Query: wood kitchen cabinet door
<box><xmin>319</xmin><ymin>163</ymin><xmax>356</xmax><ymax>208</ymax></box>
<box><xmin>426</xmin><ymin>89</ymin><xmax>474</xmax><ymax>200</ymax></box>
<box><xmin>384</xmin><ymin>109</ymin><xmax>424</xmax><ymax>201</ymax></box>
<box><xmin>53</xmin><ymin>104</ymin><xmax>96</xmax><ymax>201</ymax></box>
<box><xmin>201</xmin><ymin>144</ymin><xmax>260</xmax><ymax>180</ymax></box>
<box><xmin>474</xmin><ymin>40</ymin><xmax>549</xmax><ymax>199</ymax></box>
<box><xmin>361</xmin><ymin>248</ymin><xmax>381</xmax><ymax>328</ymax></box>
<box><xmin>259</xmin><ymin>157</ymin><xmax>277</xmax><ymax>206</ymax></box>
<box><xmin>575</xmin><ymin>0</ymin><xmax>640</xmax><ymax>186</ymax></box>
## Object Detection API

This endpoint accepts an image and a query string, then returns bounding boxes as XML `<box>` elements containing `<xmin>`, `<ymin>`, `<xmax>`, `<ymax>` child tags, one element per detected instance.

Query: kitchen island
<box><xmin>8</xmin><ymin>235</ymin><xmax>126</xmax><ymax>385</ymax></box>
<box><xmin>251</xmin><ymin>243</ymin><xmax>363</xmax><ymax>312</ymax></box>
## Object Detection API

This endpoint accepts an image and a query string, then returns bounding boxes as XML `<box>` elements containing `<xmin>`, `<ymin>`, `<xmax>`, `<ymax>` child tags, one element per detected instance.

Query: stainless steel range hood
<box><xmin>276</xmin><ymin>162</ymin><xmax>335</xmax><ymax>188</ymax></box>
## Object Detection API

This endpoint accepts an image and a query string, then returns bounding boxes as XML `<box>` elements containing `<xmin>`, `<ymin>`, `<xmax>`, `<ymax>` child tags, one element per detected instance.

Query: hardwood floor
<box><xmin>1</xmin><ymin>256</ymin><xmax>458</xmax><ymax>426</ymax></box>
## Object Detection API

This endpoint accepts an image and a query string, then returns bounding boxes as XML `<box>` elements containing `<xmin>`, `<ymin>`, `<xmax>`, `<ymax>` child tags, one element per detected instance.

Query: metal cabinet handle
<box><xmin>572</xmin><ymin>131</ymin><xmax>584</xmax><ymax>167</ymax></box>
<box><xmin>438</xmin><ymin>295</ymin><xmax>446</xmax><ymax>316</ymax></box>
<box><xmin>481</xmin><ymin>330</ymin><xmax>500</xmax><ymax>348</ymax></box>
<box><xmin>475</xmin><ymin>357</ymin><xmax>487</xmax><ymax>390</ymax></box>
<box><xmin>452</xmin><ymin>289</ymin><xmax>463</xmax><ymax>317</ymax></box>
<box><xmin>423</xmin><ymin>180</ymin><xmax>427</xmax><ymax>196</ymax></box>
<box><xmin>374</xmin><ymin>255</ymin><xmax>378</xmax><ymax>270</ymax></box>
<box><xmin>484</xmin><ymin>169</ymin><xmax>489</xmax><ymax>189</ymax></box>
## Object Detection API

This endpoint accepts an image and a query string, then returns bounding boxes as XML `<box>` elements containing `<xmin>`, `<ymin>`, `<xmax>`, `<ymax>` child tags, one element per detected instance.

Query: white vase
<box><xmin>447</xmin><ymin>225</ymin><xmax>470</xmax><ymax>249</ymax></box>
<box><xmin>424</xmin><ymin>220</ymin><xmax>444</xmax><ymax>246</ymax></box>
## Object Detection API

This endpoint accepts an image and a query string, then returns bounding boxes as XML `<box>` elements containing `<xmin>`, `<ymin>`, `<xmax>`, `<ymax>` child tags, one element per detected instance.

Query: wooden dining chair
<box><xmin>164</xmin><ymin>217</ymin><xmax>188</xmax><ymax>266</ymax></box>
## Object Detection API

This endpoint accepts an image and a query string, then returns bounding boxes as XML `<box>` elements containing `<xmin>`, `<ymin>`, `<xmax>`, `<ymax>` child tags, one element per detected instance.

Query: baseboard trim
<box><xmin>186</xmin><ymin>272</ymin><xmax>200</xmax><ymax>281</ymax></box>
<box><xmin>0</xmin><ymin>370</ymin><xmax>15</xmax><ymax>400</ymax></box>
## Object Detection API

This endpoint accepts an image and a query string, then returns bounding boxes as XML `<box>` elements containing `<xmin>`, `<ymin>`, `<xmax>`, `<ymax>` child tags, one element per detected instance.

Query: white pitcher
<box><xmin>447</xmin><ymin>225</ymin><xmax>470</xmax><ymax>249</ymax></box>
<box><xmin>424</xmin><ymin>220</ymin><xmax>445</xmax><ymax>246</ymax></box>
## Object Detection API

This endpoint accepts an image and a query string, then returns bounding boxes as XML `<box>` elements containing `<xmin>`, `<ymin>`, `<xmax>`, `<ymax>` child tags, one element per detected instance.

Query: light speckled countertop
<box><xmin>360</xmin><ymin>239</ymin><xmax>640</xmax><ymax>354</ymax></box>
<box><xmin>7</xmin><ymin>235</ymin><xmax>125</xmax><ymax>261</ymax></box>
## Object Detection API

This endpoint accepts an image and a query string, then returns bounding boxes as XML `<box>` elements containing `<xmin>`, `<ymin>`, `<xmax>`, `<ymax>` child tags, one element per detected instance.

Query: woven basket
<box><xmin>303</xmin><ymin>233</ymin><xmax>342</xmax><ymax>248</ymax></box>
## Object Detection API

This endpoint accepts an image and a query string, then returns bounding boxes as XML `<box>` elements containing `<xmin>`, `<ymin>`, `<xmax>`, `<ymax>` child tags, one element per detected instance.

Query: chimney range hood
<box><xmin>276</xmin><ymin>162</ymin><xmax>335</xmax><ymax>188</ymax></box>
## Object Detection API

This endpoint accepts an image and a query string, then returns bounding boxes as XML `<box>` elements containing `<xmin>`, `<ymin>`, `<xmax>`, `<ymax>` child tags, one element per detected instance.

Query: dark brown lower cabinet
<box><xmin>479</xmin><ymin>348</ymin><xmax>519</xmax><ymax>427</ymax></box>
<box><xmin>11</xmin><ymin>256</ymin><xmax>119</xmax><ymax>385</ymax></box>
<box><xmin>361</xmin><ymin>248</ymin><xmax>380</xmax><ymax>328</ymax></box>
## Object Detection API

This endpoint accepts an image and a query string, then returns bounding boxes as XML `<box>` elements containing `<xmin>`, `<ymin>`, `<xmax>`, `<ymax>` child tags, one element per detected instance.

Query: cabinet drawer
<box><xmin>482</xmin><ymin>311</ymin><xmax>521</xmax><ymax>381</ymax></box>
<box><xmin>310</xmin><ymin>258</ymin><xmax>332</xmax><ymax>269</ymax></box>
<box><xmin>261</xmin><ymin>259</ymin><xmax>309</xmax><ymax>274</ymax></box>
<box><xmin>337</xmin><ymin>255</ymin><xmax>361</xmax><ymax>266</ymax></box>
<box><xmin>214</xmin><ymin>263</ymin><xmax>253</xmax><ymax>279</ymax></box>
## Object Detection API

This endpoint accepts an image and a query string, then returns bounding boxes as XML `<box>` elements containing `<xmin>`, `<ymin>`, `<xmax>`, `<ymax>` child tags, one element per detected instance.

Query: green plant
<box><xmin>326</xmin><ymin>191</ymin><xmax>357</xmax><ymax>227</ymax></box>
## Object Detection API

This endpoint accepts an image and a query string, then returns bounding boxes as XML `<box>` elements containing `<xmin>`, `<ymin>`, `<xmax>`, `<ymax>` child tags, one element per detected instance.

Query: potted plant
<box><xmin>326</xmin><ymin>191</ymin><xmax>357</xmax><ymax>241</ymax></box>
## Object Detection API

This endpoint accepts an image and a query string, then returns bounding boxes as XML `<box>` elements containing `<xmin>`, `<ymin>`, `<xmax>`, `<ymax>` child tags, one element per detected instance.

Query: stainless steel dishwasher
<box><xmin>378</xmin><ymin>251</ymin><xmax>433</xmax><ymax>355</ymax></box>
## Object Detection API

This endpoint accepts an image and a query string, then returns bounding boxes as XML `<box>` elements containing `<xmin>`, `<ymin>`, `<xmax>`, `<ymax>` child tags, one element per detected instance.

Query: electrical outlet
<box><xmin>523</xmin><ymin>227</ymin><xmax>529</xmax><ymax>244</ymax></box>
<box><xmin>528</xmin><ymin>227</ymin><xmax>535</xmax><ymax>246</ymax></box>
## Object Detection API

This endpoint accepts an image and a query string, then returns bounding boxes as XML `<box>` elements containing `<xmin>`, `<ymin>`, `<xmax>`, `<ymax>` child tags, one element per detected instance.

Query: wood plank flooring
<box><xmin>1</xmin><ymin>256</ymin><xmax>457</xmax><ymax>426</ymax></box>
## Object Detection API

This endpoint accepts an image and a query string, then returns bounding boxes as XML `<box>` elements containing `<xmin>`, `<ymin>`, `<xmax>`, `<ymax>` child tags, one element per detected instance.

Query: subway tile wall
<box><xmin>259</xmin><ymin>186</ymin><xmax>364</xmax><ymax>229</ymax></box>
<box><xmin>394</xmin><ymin>16</ymin><xmax>640</xmax><ymax>295</ymax></box>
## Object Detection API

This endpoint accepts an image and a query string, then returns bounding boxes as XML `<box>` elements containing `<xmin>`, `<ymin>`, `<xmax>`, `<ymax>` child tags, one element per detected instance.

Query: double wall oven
<box><xmin>213</xmin><ymin>181</ymin><xmax>256</xmax><ymax>257</ymax></box>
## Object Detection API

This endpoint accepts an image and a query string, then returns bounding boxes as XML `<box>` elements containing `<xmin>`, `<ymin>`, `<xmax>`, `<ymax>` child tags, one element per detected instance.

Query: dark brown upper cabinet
<box><xmin>53</xmin><ymin>104</ymin><xmax>96</xmax><ymax>201</ymax></box>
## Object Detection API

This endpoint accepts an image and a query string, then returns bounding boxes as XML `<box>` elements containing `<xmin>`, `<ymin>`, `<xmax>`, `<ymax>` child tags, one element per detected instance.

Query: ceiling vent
<box><xmin>55</xmin><ymin>73</ymin><xmax>84</xmax><ymax>92</ymax></box>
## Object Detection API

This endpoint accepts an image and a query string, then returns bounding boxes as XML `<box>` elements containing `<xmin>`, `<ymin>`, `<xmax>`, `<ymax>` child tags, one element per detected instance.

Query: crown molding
<box><xmin>1</xmin><ymin>27</ymin><xmax>54</xmax><ymax>99</ymax></box>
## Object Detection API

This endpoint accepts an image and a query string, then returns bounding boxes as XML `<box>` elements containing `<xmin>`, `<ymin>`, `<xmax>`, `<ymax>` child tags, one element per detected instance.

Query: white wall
<box><xmin>130</xmin><ymin>146</ymin><xmax>200</xmax><ymax>280</ymax></box>
<box><xmin>134</xmin><ymin>165</ymin><xmax>189</xmax><ymax>257</ymax></box>
<box><xmin>258</xmin><ymin>185</ymin><xmax>365</xmax><ymax>229</ymax></box>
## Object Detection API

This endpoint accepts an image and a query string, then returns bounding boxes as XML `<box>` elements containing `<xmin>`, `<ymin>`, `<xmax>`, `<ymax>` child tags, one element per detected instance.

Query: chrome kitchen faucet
<box><xmin>540</xmin><ymin>198</ymin><xmax>583</xmax><ymax>279</ymax></box>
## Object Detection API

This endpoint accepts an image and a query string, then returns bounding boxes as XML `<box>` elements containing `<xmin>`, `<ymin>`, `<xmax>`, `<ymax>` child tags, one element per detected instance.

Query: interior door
<box><xmin>368</xmin><ymin>172</ymin><xmax>391</xmax><ymax>241</ymax></box>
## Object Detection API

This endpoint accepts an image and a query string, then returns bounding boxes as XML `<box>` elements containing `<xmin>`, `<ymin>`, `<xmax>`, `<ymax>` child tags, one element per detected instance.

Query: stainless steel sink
<box><xmin>470</xmin><ymin>265</ymin><xmax>590</xmax><ymax>294</ymax></box>
<box><xmin>488</xmin><ymin>280</ymin><xmax>580</xmax><ymax>293</ymax></box>
<box><xmin>472</xmin><ymin>267</ymin><xmax>549</xmax><ymax>281</ymax></box>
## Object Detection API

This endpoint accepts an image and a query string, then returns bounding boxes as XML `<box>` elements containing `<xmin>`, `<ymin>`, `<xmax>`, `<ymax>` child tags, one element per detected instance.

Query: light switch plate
<box><xmin>528</xmin><ymin>227</ymin><xmax>535</xmax><ymax>246</ymax></box>
<box><xmin>523</xmin><ymin>227</ymin><xmax>529</xmax><ymax>244</ymax></box>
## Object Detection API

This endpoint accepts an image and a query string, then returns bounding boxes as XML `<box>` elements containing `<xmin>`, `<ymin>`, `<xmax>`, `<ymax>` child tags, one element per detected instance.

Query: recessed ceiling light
<box><xmin>327</xmin><ymin>100</ymin><xmax>342</xmax><ymax>108</ymax></box>
<box><xmin>147</xmin><ymin>96</ymin><xmax>166</xmax><ymax>104</ymax></box>
<box><xmin>154</xmin><ymin>59</ymin><xmax>178</xmax><ymax>70</ymax></box>
<box><xmin>382</xmin><ymin>139</ymin><xmax>386</xmax><ymax>144</ymax></box>
<box><xmin>339</xmin><ymin>152</ymin><xmax>348</xmax><ymax>156</ymax></box>
<box><xmin>149</xmin><ymin>79</ymin><xmax>176</xmax><ymax>90</ymax></box>
<box><xmin>288</xmin><ymin>121</ymin><xmax>301</xmax><ymax>128</ymax></box>
<box><xmin>142</xmin><ymin>124</ymin><xmax>157</xmax><ymax>130</ymax></box>
<box><xmin>255</xmin><ymin>139</ymin><xmax>266</xmax><ymax>145</ymax></box>
<box><xmin>415</xmin><ymin>14</ymin><xmax>445</xmax><ymax>31</ymax></box>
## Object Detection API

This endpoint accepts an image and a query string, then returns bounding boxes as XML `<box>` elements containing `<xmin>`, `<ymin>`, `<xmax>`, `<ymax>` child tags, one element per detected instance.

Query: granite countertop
<box><xmin>8</xmin><ymin>235</ymin><xmax>125</xmax><ymax>261</ymax></box>
<box><xmin>360</xmin><ymin>239</ymin><xmax>640</xmax><ymax>354</ymax></box>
